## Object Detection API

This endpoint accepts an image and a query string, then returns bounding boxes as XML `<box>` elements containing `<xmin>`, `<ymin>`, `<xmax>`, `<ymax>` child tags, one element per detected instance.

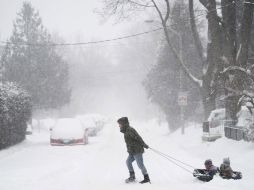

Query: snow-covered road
<box><xmin>0</xmin><ymin>120</ymin><xmax>254</xmax><ymax>190</ymax></box>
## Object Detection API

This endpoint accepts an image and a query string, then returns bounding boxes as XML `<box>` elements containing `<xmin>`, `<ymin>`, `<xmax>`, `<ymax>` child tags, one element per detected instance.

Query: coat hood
<box><xmin>118</xmin><ymin>117</ymin><xmax>130</xmax><ymax>133</ymax></box>
<box><xmin>117</xmin><ymin>117</ymin><xmax>129</xmax><ymax>126</ymax></box>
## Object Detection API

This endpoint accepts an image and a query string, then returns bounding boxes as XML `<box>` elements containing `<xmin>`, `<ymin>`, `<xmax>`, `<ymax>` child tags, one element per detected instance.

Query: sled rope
<box><xmin>150</xmin><ymin>148</ymin><xmax>194</xmax><ymax>174</ymax></box>
<box><xmin>150</xmin><ymin>148</ymin><xmax>195</xmax><ymax>169</ymax></box>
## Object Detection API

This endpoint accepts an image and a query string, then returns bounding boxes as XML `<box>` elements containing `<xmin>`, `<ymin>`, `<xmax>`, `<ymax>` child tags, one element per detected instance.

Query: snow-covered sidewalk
<box><xmin>0</xmin><ymin>120</ymin><xmax>254</xmax><ymax>190</ymax></box>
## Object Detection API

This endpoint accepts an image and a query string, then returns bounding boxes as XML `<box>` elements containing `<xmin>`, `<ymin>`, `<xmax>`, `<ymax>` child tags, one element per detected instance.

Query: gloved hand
<box><xmin>144</xmin><ymin>144</ymin><xmax>149</xmax><ymax>149</ymax></box>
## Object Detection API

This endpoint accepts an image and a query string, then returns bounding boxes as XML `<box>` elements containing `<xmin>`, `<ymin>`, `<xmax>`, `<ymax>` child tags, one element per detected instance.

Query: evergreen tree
<box><xmin>0</xmin><ymin>2</ymin><xmax>71</xmax><ymax>109</ymax></box>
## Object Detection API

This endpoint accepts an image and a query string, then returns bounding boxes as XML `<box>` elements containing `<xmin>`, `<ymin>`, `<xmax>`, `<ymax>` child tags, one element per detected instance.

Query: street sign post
<box><xmin>178</xmin><ymin>91</ymin><xmax>188</xmax><ymax>135</ymax></box>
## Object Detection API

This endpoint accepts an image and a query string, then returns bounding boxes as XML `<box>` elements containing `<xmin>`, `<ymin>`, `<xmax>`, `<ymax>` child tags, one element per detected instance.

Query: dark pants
<box><xmin>126</xmin><ymin>153</ymin><xmax>148</xmax><ymax>175</ymax></box>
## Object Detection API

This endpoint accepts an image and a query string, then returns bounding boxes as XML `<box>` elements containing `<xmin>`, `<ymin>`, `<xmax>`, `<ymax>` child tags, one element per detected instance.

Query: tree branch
<box><xmin>164</xmin><ymin>0</ymin><xmax>170</xmax><ymax>23</ymax></box>
<box><xmin>128</xmin><ymin>0</ymin><xmax>154</xmax><ymax>8</ymax></box>
<box><xmin>221</xmin><ymin>65</ymin><xmax>250</xmax><ymax>76</ymax></box>
<box><xmin>151</xmin><ymin>0</ymin><xmax>166</xmax><ymax>24</ymax></box>
<box><xmin>226</xmin><ymin>87</ymin><xmax>254</xmax><ymax>99</ymax></box>
<box><xmin>237</xmin><ymin>0</ymin><xmax>254</xmax><ymax>67</ymax></box>
<box><xmin>199</xmin><ymin>0</ymin><xmax>209</xmax><ymax>8</ymax></box>
<box><xmin>198</xmin><ymin>0</ymin><xmax>224</xmax><ymax>26</ymax></box>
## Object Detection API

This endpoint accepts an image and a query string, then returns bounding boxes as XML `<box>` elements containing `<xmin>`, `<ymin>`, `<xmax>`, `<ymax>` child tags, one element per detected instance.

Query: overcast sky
<box><xmin>0</xmin><ymin>0</ymin><xmax>135</xmax><ymax>42</ymax></box>
<box><xmin>0</xmin><ymin>0</ymin><xmax>205</xmax><ymax>43</ymax></box>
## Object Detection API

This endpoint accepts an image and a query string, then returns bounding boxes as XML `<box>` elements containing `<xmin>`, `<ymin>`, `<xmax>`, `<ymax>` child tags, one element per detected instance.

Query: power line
<box><xmin>0</xmin><ymin>27</ymin><xmax>164</xmax><ymax>47</ymax></box>
<box><xmin>0</xmin><ymin>14</ymin><xmax>202</xmax><ymax>47</ymax></box>
<box><xmin>0</xmin><ymin>2</ymin><xmax>234</xmax><ymax>47</ymax></box>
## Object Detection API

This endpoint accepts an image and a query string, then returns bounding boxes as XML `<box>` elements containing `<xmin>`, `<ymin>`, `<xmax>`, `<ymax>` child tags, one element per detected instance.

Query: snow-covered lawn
<box><xmin>0</xmin><ymin>119</ymin><xmax>254</xmax><ymax>190</ymax></box>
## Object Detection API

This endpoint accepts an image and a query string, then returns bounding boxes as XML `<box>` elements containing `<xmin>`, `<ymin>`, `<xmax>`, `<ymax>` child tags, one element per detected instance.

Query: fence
<box><xmin>223</xmin><ymin>120</ymin><xmax>249</xmax><ymax>141</ymax></box>
<box><xmin>202</xmin><ymin>121</ymin><xmax>224</xmax><ymax>141</ymax></box>
<box><xmin>203</xmin><ymin>120</ymin><xmax>250</xmax><ymax>142</ymax></box>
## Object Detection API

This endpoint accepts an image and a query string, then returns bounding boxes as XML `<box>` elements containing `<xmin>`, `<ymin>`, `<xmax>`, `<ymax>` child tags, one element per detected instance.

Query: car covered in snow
<box><xmin>202</xmin><ymin>108</ymin><xmax>226</xmax><ymax>141</ymax></box>
<box><xmin>208</xmin><ymin>108</ymin><xmax>226</xmax><ymax>128</ymax></box>
<box><xmin>76</xmin><ymin>114</ymin><xmax>107</xmax><ymax>136</ymax></box>
<box><xmin>50</xmin><ymin>118</ymin><xmax>88</xmax><ymax>146</ymax></box>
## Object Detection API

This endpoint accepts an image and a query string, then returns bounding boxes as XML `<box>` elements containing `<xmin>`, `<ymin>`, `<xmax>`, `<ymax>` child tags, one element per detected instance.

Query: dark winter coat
<box><xmin>120</xmin><ymin>125</ymin><xmax>148</xmax><ymax>155</ymax></box>
<box><xmin>220</xmin><ymin>164</ymin><xmax>233</xmax><ymax>177</ymax></box>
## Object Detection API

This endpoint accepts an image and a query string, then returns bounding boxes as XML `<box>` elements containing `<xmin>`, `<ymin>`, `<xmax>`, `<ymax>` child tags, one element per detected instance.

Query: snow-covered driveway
<box><xmin>0</xmin><ymin>120</ymin><xmax>254</xmax><ymax>190</ymax></box>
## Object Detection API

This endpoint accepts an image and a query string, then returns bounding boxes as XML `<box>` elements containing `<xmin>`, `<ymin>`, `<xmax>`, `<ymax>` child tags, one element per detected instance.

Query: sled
<box><xmin>193</xmin><ymin>169</ymin><xmax>214</xmax><ymax>182</ymax></box>
<box><xmin>219</xmin><ymin>171</ymin><xmax>242</xmax><ymax>180</ymax></box>
<box><xmin>193</xmin><ymin>169</ymin><xmax>242</xmax><ymax>182</ymax></box>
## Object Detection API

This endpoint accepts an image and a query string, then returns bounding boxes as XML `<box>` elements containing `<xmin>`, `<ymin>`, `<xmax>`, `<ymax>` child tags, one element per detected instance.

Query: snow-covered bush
<box><xmin>237</xmin><ymin>106</ymin><xmax>254</xmax><ymax>128</ymax></box>
<box><xmin>0</xmin><ymin>82</ymin><xmax>32</xmax><ymax>150</ymax></box>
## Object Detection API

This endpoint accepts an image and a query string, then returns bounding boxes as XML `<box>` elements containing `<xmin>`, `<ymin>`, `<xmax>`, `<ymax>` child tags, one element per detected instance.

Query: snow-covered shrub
<box><xmin>0</xmin><ymin>82</ymin><xmax>32</xmax><ymax>150</ymax></box>
<box><xmin>237</xmin><ymin>106</ymin><xmax>254</xmax><ymax>128</ymax></box>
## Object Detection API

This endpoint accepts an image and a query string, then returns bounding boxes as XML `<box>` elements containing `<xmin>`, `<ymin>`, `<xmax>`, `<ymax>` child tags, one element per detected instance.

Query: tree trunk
<box><xmin>225</xmin><ymin>0</ymin><xmax>254</xmax><ymax>122</ymax></box>
<box><xmin>202</xmin><ymin>0</ymin><xmax>222</xmax><ymax>120</ymax></box>
<box><xmin>190</xmin><ymin>0</ymin><xmax>221</xmax><ymax>120</ymax></box>
<box><xmin>237</xmin><ymin>0</ymin><xmax>254</xmax><ymax>67</ymax></box>
<box><xmin>202</xmin><ymin>83</ymin><xmax>216</xmax><ymax>120</ymax></box>
<box><xmin>221</xmin><ymin>0</ymin><xmax>237</xmax><ymax>65</ymax></box>
<box><xmin>189</xmin><ymin>0</ymin><xmax>206</xmax><ymax>64</ymax></box>
<box><xmin>166</xmin><ymin>113</ymin><xmax>181</xmax><ymax>133</ymax></box>
<box><xmin>202</xmin><ymin>43</ymin><xmax>217</xmax><ymax>120</ymax></box>
<box><xmin>221</xmin><ymin>0</ymin><xmax>238</xmax><ymax>121</ymax></box>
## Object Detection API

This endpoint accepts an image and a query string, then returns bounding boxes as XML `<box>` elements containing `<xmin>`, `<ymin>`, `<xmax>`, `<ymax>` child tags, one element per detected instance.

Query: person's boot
<box><xmin>125</xmin><ymin>171</ymin><xmax>136</xmax><ymax>183</ymax></box>
<box><xmin>140</xmin><ymin>174</ymin><xmax>150</xmax><ymax>184</ymax></box>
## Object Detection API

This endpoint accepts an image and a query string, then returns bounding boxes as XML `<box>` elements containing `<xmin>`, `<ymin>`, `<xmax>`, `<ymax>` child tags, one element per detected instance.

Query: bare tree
<box><xmin>102</xmin><ymin>0</ymin><xmax>210</xmax><ymax>118</ymax></box>
<box><xmin>102</xmin><ymin>0</ymin><xmax>254</xmax><ymax>121</ymax></box>
<box><xmin>189</xmin><ymin>0</ymin><xmax>254</xmax><ymax>122</ymax></box>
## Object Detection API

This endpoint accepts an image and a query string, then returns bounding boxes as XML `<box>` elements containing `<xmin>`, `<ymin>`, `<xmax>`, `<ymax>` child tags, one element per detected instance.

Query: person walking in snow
<box><xmin>117</xmin><ymin>117</ymin><xmax>150</xmax><ymax>184</ymax></box>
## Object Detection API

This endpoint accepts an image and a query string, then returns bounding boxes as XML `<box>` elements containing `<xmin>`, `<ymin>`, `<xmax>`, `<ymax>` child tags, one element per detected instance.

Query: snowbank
<box><xmin>0</xmin><ymin>118</ymin><xmax>254</xmax><ymax>190</ymax></box>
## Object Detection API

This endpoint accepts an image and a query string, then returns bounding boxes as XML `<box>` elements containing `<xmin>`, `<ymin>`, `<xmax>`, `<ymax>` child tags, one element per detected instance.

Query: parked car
<box><xmin>50</xmin><ymin>118</ymin><xmax>88</xmax><ymax>146</ymax></box>
<box><xmin>76</xmin><ymin>114</ymin><xmax>107</xmax><ymax>136</ymax></box>
<box><xmin>208</xmin><ymin>108</ymin><xmax>225</xmax><ymax>128</ymax></box>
